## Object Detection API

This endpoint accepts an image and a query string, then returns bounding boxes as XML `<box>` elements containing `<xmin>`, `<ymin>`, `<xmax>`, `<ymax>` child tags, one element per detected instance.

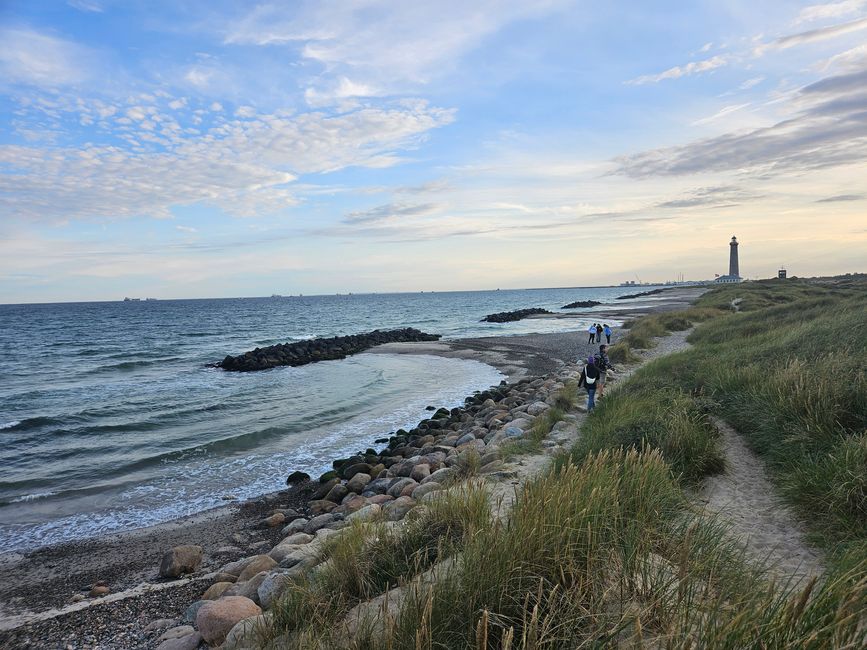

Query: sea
<box><xmin>0</xmin><ymin>286</ymin><xmax>655</xmax><ymax>552</ymax></box>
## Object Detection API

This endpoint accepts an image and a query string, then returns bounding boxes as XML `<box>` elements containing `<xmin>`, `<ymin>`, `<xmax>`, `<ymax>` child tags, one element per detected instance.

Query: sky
<box><xmin>1</xmin><ymin>1</ymin><xmax>866</xmax><ymax>303</ymax></box>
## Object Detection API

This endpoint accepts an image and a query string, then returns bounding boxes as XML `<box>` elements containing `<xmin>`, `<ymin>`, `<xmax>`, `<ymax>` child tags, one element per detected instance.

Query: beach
<box><xmin>0</xmin><ymin>286</ymin><xmax>707</xmax><ymax>648</ymax></box>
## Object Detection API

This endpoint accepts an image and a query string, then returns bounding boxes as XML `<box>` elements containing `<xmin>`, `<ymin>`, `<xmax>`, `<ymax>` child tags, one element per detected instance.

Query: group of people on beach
<box><xmin>577</xmin><ymin>339</ymin><xmax>614</xmax><ymax>412</ymax></box>
<box><xmin>587</xmin><ymin>323</ymin><xmax>611</xmax><ymax>344</ymax></box>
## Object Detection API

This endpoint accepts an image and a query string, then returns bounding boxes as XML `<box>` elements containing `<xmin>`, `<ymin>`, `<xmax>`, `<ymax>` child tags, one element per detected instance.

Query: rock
<box><xmin>334</xmin><ymin>494</ymin><xmax>367</xmax><ymax>515</ymax></box>
<box><xmin>383</xmin><ymin>496</ymin><xmax>416</xmax><ymax>521</ymax></box>
<box><xmin>212</xmin><ymin>572</ymin><xmax>238</xmax><ymax>584</ymax></box>
<box><xmin>224</xmin><ymin>571</ymin><xmax>269</xmax><ymax>604</ymax></box>
<box><xmin>304</xmin><ymin>513</ymin><xmax>338</xmax><ymax>535</ymax></box>
<box><xmin>410</xmin><ymin>463</ymin><xmax>430</xmax><ymax>482</ymax></box>
<box><xmin>361</xmin><ymin>477</ymin><xmax>391</xmax><ymax>496</ymax></box>
<box><xmin>422</xmin><ymin>467</ymin><xmax>455</xmax><ymax>485</ymax></box>
<box><xmin>156</xmin><ymin>632</ymin><xmax>202</xmax><ymax>650</ymax></box>
<box><xmin>88</xmin><ymin>584</ymin><xmax>110</xmax><ymax>597</ymax></box>
<box><xmin>237</xmin><ymin>555</ymin><xmax>278</xmax><ymax>582</ymax></box>
<box><xmin>480</xmin><ymin>459</ymin><xmax>504</xmax><ymax>474</ymax></box>
<box><xmin>181</xmin><ymin>600</ymin><xmax>207</xmax><ymax>625</ymax></box>
<box><xmin>159</xmin><ymin>625</ymin><xmax>195</xmax><ymax>641</ymax></box>
<box><xmin>346</xmin><ymin>472</ymin><xmax>372</xmax><ymax>493</ymax></box>
<box><xmin>258</xmin><ymin>572</ymin><xmax>296</xmax><ymax>609</ymax></box>
<box><xmin>308</xmin><ymin>499</ymin><xmax>337</xmax><ymax>515</ymax></box>
<box><xmin>311</xmin><ymin>478</ymin><xmax>340</xmax><ymax>500</ymax></box>
<box><xmin>455</xmin><ymin>433</ymin><xmax>475</xmax><ymax>446</ymax></box>
<box><xmin>505</xmin><ymin>426</ymin><xmax>524</xmax><ymax>438</ymax></box>
<box><xmin>263</xmin><ymin>512</ymin><xmax>285</xmax><ymax>527</ymax></box>
<box><xmin>281</xmin><ymin>518</ymin><xmax>310</xmax><ymax>536</ymax></box>
<box><xmin>159</xmin><ymin>545</ymin><xmax>203</xmax><ymax>579</ymax></box>
<box><xmin>386</xmin><ymin>477</ymin><xmax>416</xmax><ymax>498</ymax></box>
<box><xmin>69</xmin><ymin>593</ymin><xmax>86</xmax><ymax>603</ymax></box>
<box><xmin>196</xmin><ymin>596</ymin><xmax>262</xmax><ymax>646</ymax></box>
<box><xmin>342</xmin><ymin>462</ymin><xmax>371</xmax><ymax>480</ymax></box>
<box><xmin>346</xmin><ymin>503</ymin><xmax>382</xmax><ymax>523</ymax></box>
<box><xmin>269</xmin><ymin>544</ymin><xmax>302</xmax><ymax>563</ymax></box>
<box><xmin>286</xmin><ymin>470</ymin><xmax>310</xmax><ymax>485</ymax></box>
<box><xmin>280</xmin><ymin>532</ymin><xmax>314</xmax><ymax>546</ymax></box>
<box><xmin>224</xmin><ymin>614</ymin><xmax>270</xmax><ymax>650</ymax></box>
<box><xmin>527</xmin><ymin>401</ymin><xmax>550</xmax><ymax>416</ymax></box>
<box><xmin>220</xmin><ymin>555</ymin><xmax>258</xmax><ymax>577</ymax></box>
<box><xmin>411</xmin><ymin>482</ymin><xmax>443</xmax><ymax>500</ymax></box>
<box><xmin>367</xmin><ymin>494</ymin><xmax>394</xmax><ymax>505</ymax></box>
<box><xmin>324</xmin><ymin>483</ymin><xmax>349</xmax><ymax>503</ymax></box>
<box><xmin>202</xmin><ymin>581</ymin><xmax>234</xmax><ymax>600</ymax></box>
<box><xmin>144</xmin><ymin>618</ymin><xmax>176</xmax><ymax>632</ymax></box>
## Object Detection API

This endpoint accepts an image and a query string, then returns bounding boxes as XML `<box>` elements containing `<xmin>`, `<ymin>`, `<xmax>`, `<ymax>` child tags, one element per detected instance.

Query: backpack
<box><xmin>584</xmin><ymin>366</ymin><xmax>597</xmax><ymax>385</ymax></box>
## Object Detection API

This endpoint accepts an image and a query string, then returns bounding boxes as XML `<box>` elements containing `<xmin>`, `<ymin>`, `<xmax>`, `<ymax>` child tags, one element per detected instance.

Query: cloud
<box><xmin>655</xmin><ymin>186</ymin><xmax>761</xmax><ymax>209</ymax></box>
<box><xmin>0</xmin><ymin>101</ymin><xmax>455</xmax><ymax>222</ymax></box>
<box><xmin>691</xmin><ymin>103</ymin><xmax>752</xmax><ymax>126</ymax></box>
<box><xmin>627</xmin><ymin>55</ymin><xmax>728</xmax><ymax>85</ymax></box>
<box><xmin>223</xmin><ymin>1</ymin><xmax>568</xmax><ymax>100</ymax></box>
<box><xmin>0</xmin><ymin>27</ymin><xmax>96</xmax><ymax>88</ymax></box>
<box><xmin>794</xmin><ymin>1</ymin><xmax>867</xmax><ymax>25</ymax></box>
<box><xmin>613</xmin><ymin>66</ymin><xmax>867</xmax><ymax>178</ymax></box>
<box><xmin>756</xmin><ymin>16</ymin><xmax>867</xmax><ymax>55</ymax></box>
<box><xmin>175</xmin><ymin>225</ymin><xmax>198</xmax><ymax>232</ymax></box>
<box><xmin>67</xmin><ymin>0</ymin><xmax>103</xmax><ymax>12</ymax></box>
<box><xmin>344</xmin><ymin>202</ymin><xmax>442</xmax><ymax>224</ymax></box>
<box><xmin>815</xmin><ymin>193</ymin><xmax>864</xmax><ymax>202</ymax></box>
<box><xmin>739</xmin><ymin>76</ymin><xmax>765</xmax><ymax>90</ymax></box>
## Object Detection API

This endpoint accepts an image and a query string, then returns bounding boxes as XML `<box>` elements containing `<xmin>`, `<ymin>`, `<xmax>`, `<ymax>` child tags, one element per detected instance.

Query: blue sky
<box><xmin>1</xmin><ymin>0</ymin><xmax>866</xmax><ymax>302</ymax></box>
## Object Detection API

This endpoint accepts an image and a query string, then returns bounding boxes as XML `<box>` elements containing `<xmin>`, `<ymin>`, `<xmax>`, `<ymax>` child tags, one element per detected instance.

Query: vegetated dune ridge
<box><xmin>250</xmin><ymin>277</ymin><xmax>866</xmax><ymax>648</ymax></box>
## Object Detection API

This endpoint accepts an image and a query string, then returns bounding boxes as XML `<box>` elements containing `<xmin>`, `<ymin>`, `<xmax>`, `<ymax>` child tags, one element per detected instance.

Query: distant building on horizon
<box><xmin>778</xmin><ymin>268</ymin><xmax>787</xmax><ymax>279</ymax></box>
<box><xmin>715</xmin><ymin>236</ymin><xmax>743</xmax><ymax>284</ymax></box>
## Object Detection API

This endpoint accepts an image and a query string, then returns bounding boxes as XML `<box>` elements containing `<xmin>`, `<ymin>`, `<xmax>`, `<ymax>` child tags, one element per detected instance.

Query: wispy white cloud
<box><xmin>739</xmin><ymin>76</ymin><xmax>765</xmax><ymax>90</ymax></box>
<box><xmin>175</xmin><ymin>225</ymin><xmax>198</xmax><ymax>233</ymax></box>
<box><xmin>691</xmin><ymin>102</ymin><xmax>752</xmax><ymax>126</ymax></box>
<box><xmin>224</xmin><ymin>1</ymin><xmax>569</xmax><ymax>103</ymax></box>
<box><xmin>755</xmin><ymin>16</ymin><xmax>867</xmax><ymax>55</ymax></box>
<box><xmin>627</xmin><ymin>55</ymin><xmax>729</xmax><ymax>85</ymax></box>
<box><xmin>0</xmin><ymin>27</ymin><xmax>96</xmax><ymax>88</ymax></box>
<box><xmin>67</xmin><ymin>0</ymin><xmax>103</xmax><ymax>12</ymax></box>
<box><xmin>794</xmin><ymin>1</ymin><xmax>867</xmax><ymax>25</ymax></box>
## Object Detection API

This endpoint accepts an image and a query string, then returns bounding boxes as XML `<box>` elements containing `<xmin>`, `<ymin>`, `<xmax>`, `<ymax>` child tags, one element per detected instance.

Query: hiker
<box><xmin>594</xmin><ymin>344</ymin><xmax>615</xmax><ymax>398</ymax></box>
<box><xmin>587</xmin><ymin>323</ymin><xmax>596</xmax><ymax>344</ymax></box>
<box><xmin>578</xmin><ymin>355</ymin><xmax>600</xmax><ymax>411</ymax></box>
<box><xmin>603</xmin><ymin>324</ymin><xmax>612</xmax><ymax>343</ymax></box>
<box><xmin>596</xmin><ymin>323</ymin><xmax>603</xmax><ymax>343</ymax></box>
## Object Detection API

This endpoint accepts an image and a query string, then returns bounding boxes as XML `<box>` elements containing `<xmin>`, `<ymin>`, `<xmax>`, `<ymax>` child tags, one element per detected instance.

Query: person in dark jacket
<box><xmin>595</xmin><ymin>323</ymin><xmax>603</xmax><ymax>343</ymax></box>
<box><xmin>594</xmin><ymin>344</ymin><xmax>614</xmax><ymax>398</ymax></box>
<box><xmin>578</xmin><ymin>355</ymin><xmax>600</xmax><ymax>411</ymax></box>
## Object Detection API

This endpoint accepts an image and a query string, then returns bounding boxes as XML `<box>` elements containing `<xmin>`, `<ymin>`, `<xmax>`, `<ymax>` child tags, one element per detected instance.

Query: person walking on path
<box><xmin>594</xmin><ymin>344</ymin><xmax>614</xmax><ymax>399</ymax></box>
<box><xmin>587</xmin><ymin>323</ymin><xmax>597</xmax><ymax>344</ymax></box>
<box><xmin>595</xmin><ymin>323</ymin><xmax>603</xmax><ymax>343</ymax></box>
<box><xmin>603</xmin><ymin>324</ymin><xmax>612</xmax><ymax>344</ymax></box>
<box><xmin>578</xmin><ymin>355</ymin><xmax>600</xmax><ymax>411</ymax></box>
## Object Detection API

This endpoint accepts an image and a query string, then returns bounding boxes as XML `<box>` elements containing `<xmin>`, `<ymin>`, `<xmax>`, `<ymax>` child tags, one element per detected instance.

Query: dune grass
<box><xmin>266</xmin><ymin>279</ymin><xmax>867</xmax><ymax>649</ymax></box>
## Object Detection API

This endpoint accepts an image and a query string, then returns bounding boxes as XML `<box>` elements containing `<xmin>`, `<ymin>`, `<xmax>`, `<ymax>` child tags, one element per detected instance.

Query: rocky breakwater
<box><xmin>215</xmin><ymin>328</ymin><xmax>441</xmax><ymax>372</ymax></box>
<box><xmin>482</xmin><ymin>308</ymin><xmax>552</xmax><ymax>323</ymax></box>
<box><xmin>561</xmin><ymin>300</ymin><xmax>601</xmax><ymax>309</ymax></box>
<box><xmin>143</xmin><ymin>372</ymin><xmax>580</xmax><ymax>649</ymax></box>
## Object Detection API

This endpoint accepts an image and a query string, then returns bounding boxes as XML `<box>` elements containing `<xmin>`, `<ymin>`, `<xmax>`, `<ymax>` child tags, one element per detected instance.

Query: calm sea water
<box><xmin>0</xmin><ymin>286</ymin><xmax>651</xmax><ymax>551</ymax></box>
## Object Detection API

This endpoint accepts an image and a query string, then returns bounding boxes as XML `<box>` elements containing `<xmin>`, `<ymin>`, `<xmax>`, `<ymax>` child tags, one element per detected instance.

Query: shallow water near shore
<box><xmin>0</xmin><ymin>286</ymin><xmax>652</xmax><ymax>551</ymax></box>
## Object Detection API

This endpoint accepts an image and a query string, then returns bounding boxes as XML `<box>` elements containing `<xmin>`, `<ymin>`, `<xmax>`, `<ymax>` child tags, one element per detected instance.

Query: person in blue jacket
<box><xmin>603</xmin><ymin>324</ymin><xmax>612</xmax><ymax>343</ymax></box>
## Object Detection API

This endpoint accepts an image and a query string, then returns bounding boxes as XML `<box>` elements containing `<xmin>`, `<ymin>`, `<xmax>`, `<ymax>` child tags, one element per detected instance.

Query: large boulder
<box><xmin>202</xmin><ymin>581</ymin><xmax>234</xmax><ymax>600</ymax></box>
<box><xmin>386</xmin><ymin>478</ymin><xmax>416</xmax><ymax>498</ymax></box>
<box><xmin>382</xmin><ymin>496</ymin><xmax>416</xmax><ymax>521</ymax></box>
<box><xmin>196</xmin><ymin>596</ymin><xmax>262</xmax><ymax>646</ymax></box>
<box><xmin>257</xmin><ymin>572</ymin><xmax>295</xmax><ymax>609</ymax></box>
<box><xmin>237</xmin><ymin>555</ymin><xmax>277</xmax><ymax>582</ymax></box>
<box><xmin>346</xmin><ymin>472</ymin><xmax>372</xmax><ymax>493</ymax></box>
<box><xmin>156</xmin><ymin>631</ymin><xmax>202</xmax><ymax>650</ymax></box>
<box><xmin>159</xmin><ymin>545</ymin><xmax>203</xmax><ymax>579</ymax></box>
<box><xmin>224</xmin><ymin>614</ymin><xmax>270</xmax><ymax>650</ymax></box>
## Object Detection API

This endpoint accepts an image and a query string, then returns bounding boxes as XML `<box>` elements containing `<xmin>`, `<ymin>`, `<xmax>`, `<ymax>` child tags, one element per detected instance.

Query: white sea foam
<box><xmin>0</xmin><ymin>420</ymin><xmax>21</xmax><ymax>430</ymax></box>
<box><xmin>11</xmin><ymin>491</ymin><xmax>57</xmax><ymax>503</ymax></box>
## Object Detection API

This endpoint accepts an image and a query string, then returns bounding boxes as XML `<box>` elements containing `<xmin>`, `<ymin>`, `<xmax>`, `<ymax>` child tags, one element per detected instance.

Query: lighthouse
<box><xmin>715</xmin><ymin>235</ymin><xmax>743</xmax><ymax>283</ymax></box>
<box><xmin>729</xmin><ymin>236</ymin><xmax>739</xmax><ymax>278</ymax></box>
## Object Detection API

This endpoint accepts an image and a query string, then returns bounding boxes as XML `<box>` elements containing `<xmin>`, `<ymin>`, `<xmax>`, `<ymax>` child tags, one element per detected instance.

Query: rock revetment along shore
<box><xmin>215</xmin><ymin>328</ymin><xmax>440</xmax><ymax>372</ymax></box>
<box><xmin>481</xmin><ymin>307</ymin><xmax>552</xmax><ymax>323</ymax></box>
